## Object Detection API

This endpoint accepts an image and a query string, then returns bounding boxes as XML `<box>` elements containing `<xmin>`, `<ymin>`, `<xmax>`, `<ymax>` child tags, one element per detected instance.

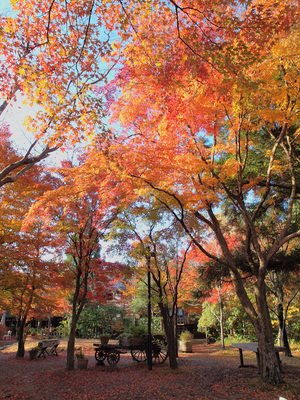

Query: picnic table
<box><xmin>232</xmin><ymin>342</ymin><xmax>286</xmax><ymax>373</ymax></box>
<box><xmin>38</xmin><ymin>340</ymin><xmax>60</xmax><ymax>358</ymax></box>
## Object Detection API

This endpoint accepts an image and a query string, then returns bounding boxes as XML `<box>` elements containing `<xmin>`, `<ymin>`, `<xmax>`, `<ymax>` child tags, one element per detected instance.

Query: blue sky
<box><xmin>0</xmin><ymin>0</ymin><xmax>11</xmax><ymax>12</ymax></box>
<box><xmin>0</xmin><ymin>1</ymin><xmax>78</xmax><ymax>164</ymax></box>
<box><xmin>0</xmin><ymin>0</ymin><xmax>39</xmax><ymax>152</ymax></box>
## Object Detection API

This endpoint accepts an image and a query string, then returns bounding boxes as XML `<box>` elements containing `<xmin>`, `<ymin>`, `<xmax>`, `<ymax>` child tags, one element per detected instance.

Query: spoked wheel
<box><xmin>152</xmin><ymin>347</ymin><xmax>168</xmax><ymax>364</ymax></box>
<box><xmin>131</xmin><ymin>349</ymin><xmax>147</xmax><ymax>362</ymax></box>
<box><xmin>95</xmin><ymin>349</ymin><xmax>107</xmax><ymax>362</ymax></box>
<box><xmin>152</xmin><ymin>335</ymin><xmax>168</xmax><ymax>364</ymax></box>
<box><xmin>107</xmin><ymin>350</ymin><xmax>120</xmax><ymax>365</ymax></box>
<box><xmin>95</xmin><ymin>349</ymin><xmax>107</xmax><ymax>363</ymax></box>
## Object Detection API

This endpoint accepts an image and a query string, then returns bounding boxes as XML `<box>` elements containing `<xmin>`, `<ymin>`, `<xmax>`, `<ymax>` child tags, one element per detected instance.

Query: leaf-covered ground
<box><xmin>0</xmin><ymin>338</ymin><xmax>299</xmax><ymax>399</ymax></box>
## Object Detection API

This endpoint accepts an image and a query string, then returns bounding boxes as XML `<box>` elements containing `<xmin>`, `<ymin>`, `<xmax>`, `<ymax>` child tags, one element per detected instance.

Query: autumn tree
<box><xmin>0</xmin><ymin>161</ymin><xmax>59</xmax><ymax>357</ymax></box>
<box><xmin>107</xmin><ymin>201</ymin><xmax>192</xmax><ymax>368</ymax></box>
<box><xmin>0</xmin><ymin>0</ymin><xmax>116</xmax><ymax>187</ymax></box>
<box><xmin>98</xmin><ymin>0</ymin><xmax>300</xmax><ymax>384</ymax></box>
<box><xmin>29</xmin><ymin>267</ymin><xmax>73</xmax><ymax>339</ymax></box>
<box><xmin>0</xmin><ymin>223</ymin><xmax>60</xmax><ymax>357</ymax></box>
<box><xmin>25</xmin><ymin>156</ymin><xmax>126</xmax><ymax>370</ymax></box>
<box><xmin>196</xmin><ymin>262</ymin><xmax>229</xmax><ymax>349</ymax></box>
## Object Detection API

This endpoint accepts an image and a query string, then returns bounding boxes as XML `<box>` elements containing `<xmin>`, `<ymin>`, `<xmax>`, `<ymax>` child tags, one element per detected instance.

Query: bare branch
<box><xmin>0</xmin><ymin>142</ymin><xmax>57</xmax><ymax>187</ymax></box>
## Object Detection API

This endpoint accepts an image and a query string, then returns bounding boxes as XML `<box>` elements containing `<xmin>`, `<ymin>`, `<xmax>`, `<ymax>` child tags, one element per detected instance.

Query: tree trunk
<box><xmin>217</xmin><ymin>283</ymin><xmax>225</xmax><ymax>349</ymax></box>
<box><xmin>16</xmin><ymin>317</ymin><xmax>26</xmax><ymax>358</ymax></box>
<box><xmin>47</xmin><ymin>312</ymin><xmax>52</xmax><ymax>339</ymax></box>
<box><xmin>175</xmin><ymin>305</ymin><xmax>179</xmax><ymax>358</ymax></box>
<box><xmin>159</xmin><ymin>304</ymin><xmax>177</xmax><ymax>369</ymax></box>
<box><xmin>66</xmin><ymin>266</ymin><xmax>88</xmax><ymax>370</ymax></box>
<box><xmin>277</xmin><ymin>303</ymin><xmax>292</xmax><ymax>357</ymax></box>
<box><xmin>66</xmin><ymin>287</ymin><xmax>80</xmax><ymax>371</ymax></box>
<box><xmin>66</xmin><ymin>322</ymin><xmax>76</xmax><ymax>371</ymax></box>
<box><xmin>228</xmin><ymin>265</ymin><xmax>283</xmax><ymax>384</ymax></box>
<box><xmin>255</xmin><ymin>279</ymin><xmax>283</xmax><ymax>384</ymax></box>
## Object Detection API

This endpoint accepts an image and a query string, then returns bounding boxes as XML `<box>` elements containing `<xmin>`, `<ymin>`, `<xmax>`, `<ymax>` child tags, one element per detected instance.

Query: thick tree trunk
<box><xmin>66</xmin><ymin>289</ymin><xmax>80</xmax><ymax>371</ymax></box>
<box><xmin>255</xmin><ymin>279</ymin><xmax>283</xmax><ymax>384</ymax></box>
<box><xmin>230</xmin><ymin>269</ymin><xmax>283</xmax><ymax>384</ymax></box>
<box><xmin>16</xmin><ymin>317</ymin><xmax>26</xmax><ymax>358</ymax></box>
<box><xmin>159</xmin><ymin>304</ymin><xmax>178</xmax><ymax>369</ymax></box>
<box><xmin>66</xmin><ymin>322</ymin><xmax>76</xmax><ymax>371</ymax></box>
<box><xmin>256</xmin><ymin>330</ymin><xmax>282</xmax><ymax>384</ymax></box>
<box><xmin>66</xmin><ymin>266</ymin><xmax>88</xmax><ymax>370</ymax></box>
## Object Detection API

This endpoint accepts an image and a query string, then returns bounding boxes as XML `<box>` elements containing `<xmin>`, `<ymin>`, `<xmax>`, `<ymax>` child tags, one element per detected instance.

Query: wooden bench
<box><xmin>38</xmin><ymin>340</ymin><xmax>60</xmax><ymax>358</ymax></box>
<box><xmin>232</xmin><ymin>342</ymin><xmax>286</xmax><ymax>373</ymax></box>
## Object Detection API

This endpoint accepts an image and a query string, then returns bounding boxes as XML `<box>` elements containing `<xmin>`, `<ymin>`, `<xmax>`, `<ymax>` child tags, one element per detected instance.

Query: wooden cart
<box><xmin>93</xmin><ymin>334</ymin><xmax>168</xmax><ymax>365</ymax></box>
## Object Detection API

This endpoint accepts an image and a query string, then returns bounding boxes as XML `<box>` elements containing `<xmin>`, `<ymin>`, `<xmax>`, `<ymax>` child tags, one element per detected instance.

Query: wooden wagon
<box><xmin>93</xmin><ymin>334</ymin><xmax>168</xmax><ymax>366</ymax></box>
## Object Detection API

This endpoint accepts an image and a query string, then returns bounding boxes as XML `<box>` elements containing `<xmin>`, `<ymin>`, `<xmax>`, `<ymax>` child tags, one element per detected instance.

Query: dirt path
<box><xmin>0</xmin><ymin>339</ymin><xmax>299</xmax><ymax>400</ymax></box>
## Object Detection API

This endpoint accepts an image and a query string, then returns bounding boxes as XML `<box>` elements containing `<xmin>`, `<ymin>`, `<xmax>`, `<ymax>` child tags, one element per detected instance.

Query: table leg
<box><xmin>238</xmin><ymin>348</ymin><xmax>244</xmax><ymax>368</ymax></box>
<box><xmin>38</xmin><ymin>349</ymin><xmax>47</xmax><ymax>358</ymax></box>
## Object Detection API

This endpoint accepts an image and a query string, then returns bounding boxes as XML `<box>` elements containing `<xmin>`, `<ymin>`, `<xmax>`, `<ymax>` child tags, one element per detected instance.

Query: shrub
<box><xmin>0</xmin><ymin>325</ymin><xmax>8</xmax><ymax>337</ymax></box>
<box><xmin>179</xmin><ymin>330</ymin><xmax>194</xmax><ymax>342</ymax></box>
<box><xmin>75</xmin><ymin>347</ymin><xmax>85</xmax><ymax>359</ymax></box>
<box><xmin>128</xmin><ymin>324</ymin><xmax>148</xmax><ymax>337</ymax></box>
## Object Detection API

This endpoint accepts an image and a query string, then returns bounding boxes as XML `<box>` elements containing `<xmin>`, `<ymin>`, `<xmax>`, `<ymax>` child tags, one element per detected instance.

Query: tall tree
<box><xmin>107</xmin><ymin>201</ymin><xmax>191</xmax><ymax>368</ymax></box>
<box><xmin>25</xmin><ymin>157</ymin><xmax>124</xmax><ymax>370</ymax></box>
<box><xmin>100</xmin><ymin>0</ymin><xmax>300</xmax><ymax>384</ymax></box>
<box><xmin>0</xmin><ymin>162</ymin><xmax>59</xmax><ymax>357</ymax></box>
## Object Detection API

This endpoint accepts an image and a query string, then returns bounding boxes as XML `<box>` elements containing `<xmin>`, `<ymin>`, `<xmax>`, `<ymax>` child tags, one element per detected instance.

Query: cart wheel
<box><xmin>152</xmin><ymin>335</ymin><xmax>168</xmax><ymax>364</ymax></box>
<box><xmin>152</xmin><ymin>347</ymin><xmax>168</xmax><ymax>364</ymax></box>
<box><xmin>107</xmin><ymin>350</ymin><xmax>120</xmax><ymax>365</ymax></box>
<box><xmin>131</xmin><ymin>349</ymin><xmax>147</xmax><ymax>362</ymax></box>
<box><xmin>95</xmin><ymin>349</ymin><xmax>106</xmax><ymax>363</ymax></box>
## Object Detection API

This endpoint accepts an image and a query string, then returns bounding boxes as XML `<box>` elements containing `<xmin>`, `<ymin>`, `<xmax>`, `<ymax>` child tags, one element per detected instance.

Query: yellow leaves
<box><xmin>258</xmin><ymin>109</ymin><xmax>287</xmax><ymax>124</ymax></box>
<box><xmin>293</xmin><ymin>127</ymin><xmax>300</xmax><ymax>144</ymax></box>
<box><xmin>219</xmin><ymin>159</ymin><xmax>239</xmax><ymax>181</ymax></box>
<box><xmin>18</xmin><ymin>68</ymin><xmax>26</xmax><ymax>76</ymax></box>
<box><xmin>249</xmin><ymin>25</ymin><xmax>300</xmax><ymax>125</ymax></box>
<box><xmin>111</xmin><ymin>41</ymin><xmax>122</xmax><ymax>51</ymax></box>
<box><xmin>270</xmin><ymin>159</ymin><xmax>288</xmax><ymax>175</ymax></box>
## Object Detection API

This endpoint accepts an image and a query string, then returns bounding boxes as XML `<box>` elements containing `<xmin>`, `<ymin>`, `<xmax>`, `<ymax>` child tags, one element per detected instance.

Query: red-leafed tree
<box><xmin>0</xmin><ymin>156</ymin><xmax>60</xmax><ymax>357</ymax></box>
<box><xmin>186</xmin><ymin>237</ymin><xmax>240</xmax><ymax>349</ymax></box>
<box><xmin>25</xmin><ymin>156</ymin><xmax>126</xmax><ymax>370</ymax></box>
<box><xmin>0</xmin><ymin>0</ymin><xmax>115</xmax><ymax>187</ymax></box>
<box><xmin>97</xmin><ymin>0</ymin><xmax>300</xmax><ymax>385</ymax></box>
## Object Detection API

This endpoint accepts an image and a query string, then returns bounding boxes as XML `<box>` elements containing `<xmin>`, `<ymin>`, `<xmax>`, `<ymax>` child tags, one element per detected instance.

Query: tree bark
<box><xmin>159</xmin><ymin>303</ymin><xmax>178</xmax><ymax>369</ymax></box>
<box><xmin>66</xmin><ymin>271</ymin><xmax>82</xmax><ymax>371</ymax></box>
<box><xmin>254</xmin><ymin>278</ymin><xmax>283</xmax><ymax>384</ymax></box>
<box><xmin>217</xmin><ymin>283</ymin><xmax>225</xmax><ymax>350</ymax></box>
<box><xmin>16</xmin><ymin>317</ymin><xmax>26</xmax><ymax>358</ymax></box>
<box><xmin>66</xmin><ymin>320</ymin><xmax>77</xmax><ymax>371</ymax></box>
<box><xmin>66</xmin><ymin>262</ymin><xmax>89</xmax><ymax>370</ymax></box>
<box><xmin>277</xmin><ymin>303</ymin><xmax>292</xmax><ymax>357</ymax></box>
<box><xmin>16</xmin><ymin>287</ymin><xmax>34</xmax><ymax>358</ymax></box>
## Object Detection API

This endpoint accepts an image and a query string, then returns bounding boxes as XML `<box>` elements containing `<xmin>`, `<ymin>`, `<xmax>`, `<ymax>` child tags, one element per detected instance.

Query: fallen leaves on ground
<box><xmin>0</xmin><ymin>340</ymin><xmax>299</xmax><ymax>400</ymax></box>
